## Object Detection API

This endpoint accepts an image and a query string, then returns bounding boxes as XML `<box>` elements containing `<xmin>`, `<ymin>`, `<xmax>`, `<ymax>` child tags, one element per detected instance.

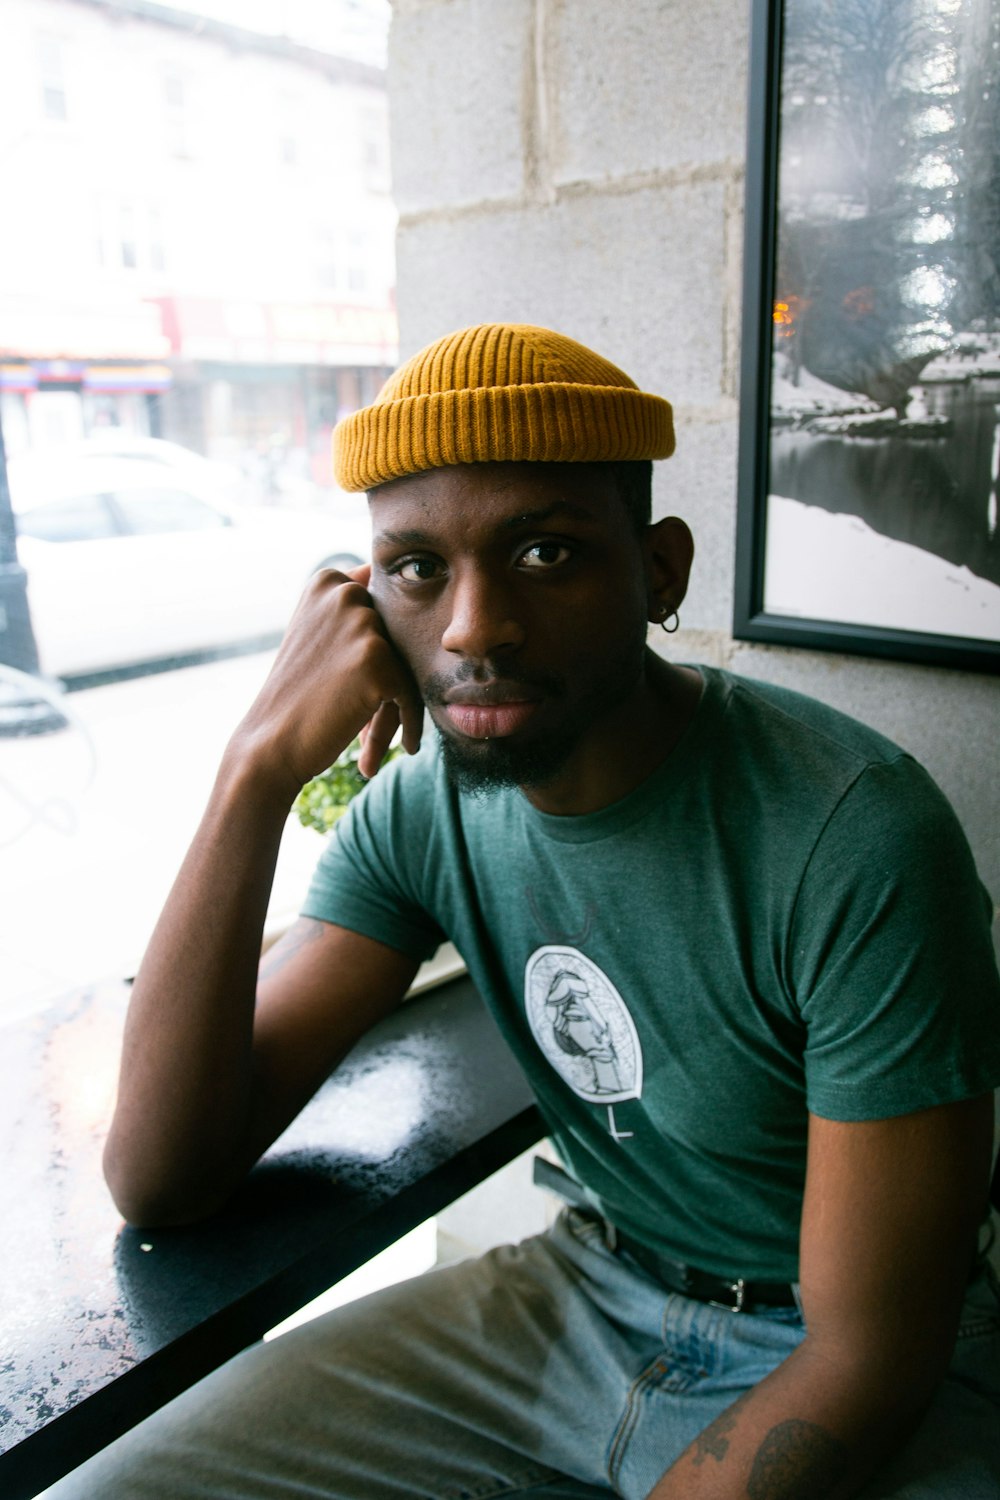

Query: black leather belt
<box><xmin>533</xmin><ymin>1156</ymin><xmax>799</xmax><ymax>1315</ymax></box>
<box><xmin>614</xmin><ymin>1231</ymin><xmax>798</xmax><ymax>1313</ymax></box>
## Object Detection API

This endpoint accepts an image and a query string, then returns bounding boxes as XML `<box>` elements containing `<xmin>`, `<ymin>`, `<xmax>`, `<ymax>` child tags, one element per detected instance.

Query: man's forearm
<box><xmin>102</xmin><ymin>742</ymin><xmax>295</xmax><ymax>1226</ymax></box>
<box><xmin>647</xmin><ymin>1336</ymin><xmax>926</xmax><ymax>1500</ymax></box>
<box><xmin>102</xmin><ymin>569</ymin><xmax>425</xmax><ymax>1227</ymax></box>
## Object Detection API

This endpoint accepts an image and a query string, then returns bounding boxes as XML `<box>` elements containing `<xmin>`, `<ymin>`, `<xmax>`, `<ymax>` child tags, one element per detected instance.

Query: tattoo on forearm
<box><xmin>747</xmin><ymin>1420</ymin><xmax>849</xmax><ymax>1500</ymax></box>
<box><xmin>690</xmin><ymin>1400</ymin><xmax>848</xmax><ymax>1500</ymax></box>
<box><xmin>258</xmin><ymin>919</ymin><xmax>324</xmax><ymax>981</ymax></box>
<box><xmin>691</xmin><ymin>1391</ymin><xmax>753</xmax><ymax>1467</ymax></box>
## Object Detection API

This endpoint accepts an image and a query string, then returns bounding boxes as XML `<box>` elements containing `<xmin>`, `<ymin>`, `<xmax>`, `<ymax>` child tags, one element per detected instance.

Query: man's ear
<box><xmin>644</xmin><ymin>517</ymin><xmax>694</xmax><ymax>621</ymax></box>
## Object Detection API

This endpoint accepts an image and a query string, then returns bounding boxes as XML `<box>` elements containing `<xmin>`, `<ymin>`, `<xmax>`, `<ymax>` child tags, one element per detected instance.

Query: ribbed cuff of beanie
<box><xmin>334</xmin><ymin>381</ymin><xmax>674</xmax><ymax>491</ymax></box>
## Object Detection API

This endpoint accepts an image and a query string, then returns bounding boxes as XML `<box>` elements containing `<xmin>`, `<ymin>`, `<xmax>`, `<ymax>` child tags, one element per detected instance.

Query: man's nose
<box><xmin>441</xmin><ymin>572</ymin><xmax>526</xmax><ymax>657</ymax></box>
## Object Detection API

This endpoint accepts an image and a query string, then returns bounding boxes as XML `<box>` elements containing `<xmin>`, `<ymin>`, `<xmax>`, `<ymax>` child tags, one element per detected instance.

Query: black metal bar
<box><xmin>0</xmin><ymin>413</ymin><xmax>42</xmax><ymax>676</ymax></box>
<box><xmin>733</xmin><ymin>0</ymin><xmax>783</xmax><ymax>639</ymax></box>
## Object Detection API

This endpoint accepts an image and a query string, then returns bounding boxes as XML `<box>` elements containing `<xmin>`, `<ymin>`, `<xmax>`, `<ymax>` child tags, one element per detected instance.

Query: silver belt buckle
<box><xmin>709</xmin><ymin>1277</ymin><xmax>747</xmax><ymax>1313</ymax></box>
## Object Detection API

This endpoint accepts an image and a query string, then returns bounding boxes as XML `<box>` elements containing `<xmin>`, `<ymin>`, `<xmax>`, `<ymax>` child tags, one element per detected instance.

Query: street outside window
<box><xmin>0</xmin><ymin>0</ymin><xmax>395</xmax><ymax>1024</ymax></box>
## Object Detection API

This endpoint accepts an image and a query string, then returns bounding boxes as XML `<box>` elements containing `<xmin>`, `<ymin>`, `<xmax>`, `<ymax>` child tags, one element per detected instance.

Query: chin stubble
<box><xmin>435</xmin><ymin>722</ymin><xmax>578</xmax><ymax>796</ymax></box>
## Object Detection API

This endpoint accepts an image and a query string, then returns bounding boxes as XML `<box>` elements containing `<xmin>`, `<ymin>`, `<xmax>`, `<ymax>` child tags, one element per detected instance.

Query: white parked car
<box><xmin>8</xmin><ymin>451</ymin><xmax>371</xmax><ymax>680</ymax></box>
<box><xmin>53</xmin><ymin>434</ymin><xmax>247</xmax><ymax>491</ymax></box>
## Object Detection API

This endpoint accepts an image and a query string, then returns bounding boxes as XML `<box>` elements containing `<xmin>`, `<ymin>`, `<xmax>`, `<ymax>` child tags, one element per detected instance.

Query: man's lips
<box><xmin>434</xmin><ymin>682</ymin><xmax>544</xmax><ymax>740</ymax></box>
<box><xmin>440</xmin><ymin>700</ymin><xmax>541</xmax><ymax>739</ymax></box>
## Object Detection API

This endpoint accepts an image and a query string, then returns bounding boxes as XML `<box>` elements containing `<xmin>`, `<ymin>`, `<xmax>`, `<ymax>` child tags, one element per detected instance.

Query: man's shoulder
<box><xmin>707</xmin><ymin>667</ymin><xmax>908</xmax><ymax>772</ymax></box>
<box><xmin>693</xmin><ymin>667</ymin><xmax>951</xmax><ymax>847</ymax></box>
<box><xmin>700</xmin><ymin>671</ymin><xmax>987</xmax><ymax>922</ymax></box>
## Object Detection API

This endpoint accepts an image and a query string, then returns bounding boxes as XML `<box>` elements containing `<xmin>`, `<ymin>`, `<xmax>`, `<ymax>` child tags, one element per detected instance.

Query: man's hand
<box><xmin>233</xmin><ymin>563</ymin><xmax>424</xmax><ymax>800</ymax></box>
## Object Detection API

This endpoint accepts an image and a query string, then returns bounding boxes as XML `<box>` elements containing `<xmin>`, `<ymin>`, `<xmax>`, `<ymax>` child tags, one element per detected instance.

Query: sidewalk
<box><xmin>0</xmin><ymin>652</ymin><xmax>323</xmax><ymax>1022</ymax></box>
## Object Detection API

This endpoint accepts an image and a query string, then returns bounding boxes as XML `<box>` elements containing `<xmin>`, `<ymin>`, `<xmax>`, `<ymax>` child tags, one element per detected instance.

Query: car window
<box><xmin>111</xmin><ymin>487</ymin><xmax>230</xmax><ymax>535</ymax></box>
<box><xmin>15</xmin><ymin>494</ymin><xmax>120</xmax><ymax>543</ymax></box>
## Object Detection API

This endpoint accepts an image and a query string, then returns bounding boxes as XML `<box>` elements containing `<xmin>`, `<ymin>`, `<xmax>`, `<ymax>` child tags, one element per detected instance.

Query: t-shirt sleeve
<box><xmin>789</xmin><ymin>756</ymin><xmax>1000</xmax><ymax>1121</ymax></box>
<box><xmin>300</xmin><ymin>752</ymin><xmax>446</xmax><ymax>963</ymax></box>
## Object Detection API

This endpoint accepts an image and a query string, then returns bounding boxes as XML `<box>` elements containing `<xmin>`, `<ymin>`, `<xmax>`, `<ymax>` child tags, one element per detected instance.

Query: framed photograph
<box><xmin>734</xmin><ymin>0</ymin><xmax>1000</xmax><ymax>673</ymax></box>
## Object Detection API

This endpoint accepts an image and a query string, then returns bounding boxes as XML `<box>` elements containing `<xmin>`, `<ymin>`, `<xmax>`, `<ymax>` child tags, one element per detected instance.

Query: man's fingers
<box><xmin>264</xmin><ymin>564</ymin><xmax>422</xmax><ymax>784</ymax></box>
<box><xmin>398</xmin><ymin>690</ymin><xmax>424</xmax><ymax>757</ymax></box>
<box><xmin>358</xmin><ymin>700</ymin><xmax>401</xmax><ymax>779</ymax></box>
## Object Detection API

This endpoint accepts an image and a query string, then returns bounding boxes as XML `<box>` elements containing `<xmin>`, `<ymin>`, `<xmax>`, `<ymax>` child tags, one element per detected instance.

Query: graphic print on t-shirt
<box><xmin>524</xmin><ymin>946</ymin><xmax>643</xmax><ymax>1106</ymax></box>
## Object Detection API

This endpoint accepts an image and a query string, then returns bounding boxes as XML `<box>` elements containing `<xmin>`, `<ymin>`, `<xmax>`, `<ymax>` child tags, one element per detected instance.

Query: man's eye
<box><xmin>396</xmin><ymin>556</ymin><xmax>441</xmax><ymax>582</ymax></box>
<box><xmin>519</xmin><ymin>542</ymin><xmax>571</xmax><ymax>569</ymax></box>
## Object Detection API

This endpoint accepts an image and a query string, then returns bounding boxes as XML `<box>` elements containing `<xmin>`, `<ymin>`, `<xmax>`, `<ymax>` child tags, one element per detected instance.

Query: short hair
<box><xmin>519</xmin><ymin>459</ymin><xmax>653</xmax><ymax>537</ymax></box>
<box><xmin>605</xmin><ymin>459</ymin><xmax>653</xmax><ymax>536</ymax></box>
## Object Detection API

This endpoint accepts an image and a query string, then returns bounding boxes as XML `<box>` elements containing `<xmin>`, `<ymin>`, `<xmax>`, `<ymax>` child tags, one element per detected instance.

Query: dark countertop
<box><xmin>0</xmin><ymin>975</ymin><xmax>543</xmax><ymax>1500</ymax></box>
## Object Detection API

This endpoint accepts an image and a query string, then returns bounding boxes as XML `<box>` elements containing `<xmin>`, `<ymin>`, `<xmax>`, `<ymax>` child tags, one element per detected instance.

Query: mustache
<box><xmin>422</xmin><ymin>661</ymin><xmax>563</xmax><ymax>703</ymax></box>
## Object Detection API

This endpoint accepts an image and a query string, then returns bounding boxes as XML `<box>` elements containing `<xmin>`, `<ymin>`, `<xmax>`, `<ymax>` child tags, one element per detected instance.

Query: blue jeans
<box><xmin>48</xmin><ymin>1208</ymin><xmax>1000</xmax><ymax>1499</ymax></box>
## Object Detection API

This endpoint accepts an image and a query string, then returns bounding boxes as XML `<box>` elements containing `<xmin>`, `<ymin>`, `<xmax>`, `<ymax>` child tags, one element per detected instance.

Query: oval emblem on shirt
<box><xmin>524</xmin><ymin>946</ymin><xmax>643</xmax><ymax>1105</ymax></box>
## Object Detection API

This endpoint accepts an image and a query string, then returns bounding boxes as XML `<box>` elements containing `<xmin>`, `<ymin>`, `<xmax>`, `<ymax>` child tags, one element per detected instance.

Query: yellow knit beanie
<box><xmin>333</xmin><ymin>322</ymin><xmax>675</xmax><ymax>492</ymax></box>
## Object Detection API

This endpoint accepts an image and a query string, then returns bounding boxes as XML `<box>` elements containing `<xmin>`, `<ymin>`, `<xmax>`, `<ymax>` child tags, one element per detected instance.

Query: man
<box><xmin>55</xmin><ymin>324</ymin><xmax>1000</xmax><ymax>1499</ymax></box>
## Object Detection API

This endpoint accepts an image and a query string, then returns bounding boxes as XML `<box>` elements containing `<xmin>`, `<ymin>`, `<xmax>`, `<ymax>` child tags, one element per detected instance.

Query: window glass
<box><xmin>0</xmin><ymin>0</ymin><xmax>394</xmax><ymax>1023</ymax></box>
<box><xmin>16</xmin><ymin>494</ymin><xmax>119</xmax><ymax>543</ymax></box>
<box><xmin>36</xmin><ymin>33</ymin><xmax>68</xmax><ymax>121</ymax></box>
<box><xmin>112</xmin><ymin>487</ymin><xmax>229</xmax><ymax>535</ymax></box>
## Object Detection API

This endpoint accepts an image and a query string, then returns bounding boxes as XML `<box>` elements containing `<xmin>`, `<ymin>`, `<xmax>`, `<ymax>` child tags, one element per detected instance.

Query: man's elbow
<box><xmin>807</xmin><ymin>1313</ymin><xmax>960</xmax><ymax>1432</ymax></box>
<box><xmin>102</xmin><ymin>1136</ymin><xmax>234</xmax><ymax>1228</ymax></box>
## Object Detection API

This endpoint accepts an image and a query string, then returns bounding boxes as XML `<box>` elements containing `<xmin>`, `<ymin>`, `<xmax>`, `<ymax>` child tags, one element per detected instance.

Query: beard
<box><xmin>434</xmin><ymin>718</ymin><xmax>580</xmax><ymax>796</ymax></box>
<box><xmin>424</xmin><ymin>635</ymin><xmax>648</xmax><ymax>799</ymax></box>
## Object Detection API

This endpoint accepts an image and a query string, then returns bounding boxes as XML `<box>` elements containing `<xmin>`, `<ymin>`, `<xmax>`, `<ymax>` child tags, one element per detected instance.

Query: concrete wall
<box><xmin>386</xmin><ymin>0</ymin><xmax>999</xmax><ymax>1245</ymax></box>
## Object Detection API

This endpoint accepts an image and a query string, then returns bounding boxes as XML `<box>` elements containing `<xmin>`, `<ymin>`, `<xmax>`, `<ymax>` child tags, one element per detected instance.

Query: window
<box><xmin>0</xmin><ymin>1</ymin><xmax>395</xmax><ymax>1027</ymax></box>
<box><xmin>16</xmin><ymin>494</ymin><xmax>119</xmax><ymax>544</ymax></box>
<box><xmin>313</xmin><ymin>223</ymin><xmax>340</xmax><ymax>290</ymax></box>
<box><xmin>347</xmin><ymin>232</ymin><xmax>368</xmax><ymax>293</ymax></box>
<box><xmin>111</xmin><ymin>487</ymin><xmax>229</xmax><ymax>535</ymax></box>
<box><xmin>37</xmin><ymin>35</ymin><xmax>68</xmax><ymax>122</ymax></box>
<box><xmin>163</xmin><ymin>72</ymin><xmax>190</xmax><ymax>157</ymax></box>
<box><xmin>98</xmin><ymin>198</ymin><xmax>168</xmax><ymax>274</ymax></box>
<box><xmin>359</xmin><ymin>105</ymin><xmax>389</xmax><ymax>191</ymax></box>
<box><xmin>274</xmin><ymin>87</ymin><xmax>305</xmax><ymax>171</ymax></box>
<box><xmin>119</xmin><ymin>203</ymin><xmax>138</xmax><ymax>271</ymax></box>
<box><xmin>148</xmin><ymin>208</ymin><xmax>166</xmax><ymax>274</ymax></box>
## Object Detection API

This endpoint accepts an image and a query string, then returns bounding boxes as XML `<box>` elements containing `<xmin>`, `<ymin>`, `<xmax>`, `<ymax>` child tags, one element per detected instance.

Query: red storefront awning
<box><xmin>155</xmin><ymin>296</ymin><xmax>398</xmax><ymax>366</ymax></box>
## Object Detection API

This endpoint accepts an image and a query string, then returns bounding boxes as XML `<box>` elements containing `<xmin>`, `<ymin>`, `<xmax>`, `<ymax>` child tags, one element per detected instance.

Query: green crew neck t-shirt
<box><xmin>302</xmin><ymin>667</ymin><xmax>1000</xmax><ymax>1282</ymax></box>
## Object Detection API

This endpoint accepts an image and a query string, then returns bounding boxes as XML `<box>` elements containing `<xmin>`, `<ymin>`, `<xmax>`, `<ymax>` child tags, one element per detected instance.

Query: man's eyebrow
<box><xmin>499</xmin><ymin>501</ymin><xmax>600</xmax><ymax>531</ymax></box>
<box><xmin>373</xmin><ymin>501</ymin><xmax>599</xmax><ymax>551</ymax></box>
<box><xmin>373</xmin><ymin>527</ymin><xmax>435</xmax><ymax>548</ymax></box>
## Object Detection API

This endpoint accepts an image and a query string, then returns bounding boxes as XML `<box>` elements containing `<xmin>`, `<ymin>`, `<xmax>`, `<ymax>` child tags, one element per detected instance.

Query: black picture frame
<box><xmin>734</xmin><ymin>0</ymin><xmax>1000</xmax><ymax>674</ymax></box>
